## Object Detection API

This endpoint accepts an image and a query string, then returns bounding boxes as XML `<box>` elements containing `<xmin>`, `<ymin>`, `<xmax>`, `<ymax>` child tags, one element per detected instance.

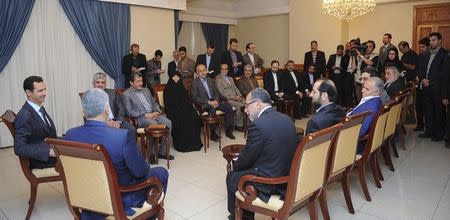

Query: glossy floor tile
<box><xmin>1</xmin><ymin>123</ymin><xmax>450</xmax><ymax>220</ymax></box>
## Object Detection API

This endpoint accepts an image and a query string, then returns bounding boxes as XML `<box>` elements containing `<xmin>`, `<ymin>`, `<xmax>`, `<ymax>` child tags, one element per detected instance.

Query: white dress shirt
<box><xmin>206</xmin><ymin>54</ymin><xmax>211</xmax><ymax>70</ymax></box>
<box><xmin>27</xmin><ymin>100</ymin><xmax>50</xmax><ymax>126</ymax></box>
<box><xmin>272</xmin><ymin>72</ymin><xmax>279</xmax><ymax>91</ymax></box>
<box><xmin>308</xmin><ymin>73</ymin><xmax>314</xmax><ymax>85</ymax></box>
<box><xmin>334</xmin><ymin>56</ymin><xmax>342</xmax><ymax>74</ymax></box>
<box><xmin>290</xmin><ymin>71</ymin><xmax>299</xmax><ymax>88</ymax></box>
<box><xmin>248</xmin><ymin>53</ymin><xmax>255</xmax><ymax>66</ymax></box>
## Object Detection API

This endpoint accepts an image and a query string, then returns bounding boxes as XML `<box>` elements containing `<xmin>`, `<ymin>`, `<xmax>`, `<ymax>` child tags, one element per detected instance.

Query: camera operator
<box><xmin>347</xmin><ymin>38</ymin><xmax>364</xmax><ymax>103</ymax></box>
<box><xmin>358</xmin><ymin>40</ymin><xmax>379</xmax><ymax>76</ymax></box>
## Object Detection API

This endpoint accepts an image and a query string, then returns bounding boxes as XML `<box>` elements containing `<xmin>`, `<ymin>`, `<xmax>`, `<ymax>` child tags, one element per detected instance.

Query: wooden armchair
<box><xmin>1</xmin><ymin>110</ymin><xmax>63</xmax><ymax>220</ymax></box>
<box><xmin>395</xmin><ymin>90</ymin><xmax>412</xmax><ymax>150</ymax></box>
<box><xmin>320</xmin><ymin>111</ymin><xmax>371</xmax><ymax>220</ymax></box>
<box><xmin>380</xmin><ymin>99</ymin><xmax>403</xmax><ymax>171</ymax></box>
<box><xmin>152</xmin><ymin>84</ymin><xmax>166</xmax><ymax>112</ymax></box>
<box><xmin>45</xmin><ymin>138</ymin><xmax>164</xmax><ymax>220</ymax></box>
<box><xmin>235</xmin><ymin>123</ymin><xmax>343</xmax><ymax>220</ymax></box>
<box><xmin>355</xmin><ymin>102</ymin><xmax>392</xmax><ymax>201</ymax></box>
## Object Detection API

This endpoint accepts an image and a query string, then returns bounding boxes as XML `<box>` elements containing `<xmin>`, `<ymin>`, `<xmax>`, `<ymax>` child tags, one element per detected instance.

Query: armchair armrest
<box><xmin>120</xmin><ymin>177</ymin><xmax>163</xmax><ymax>206</ymax></box>
<box><xmin>359</xmin><ymin>135</ymin><xmax>369</xmax><ymax>142</ymax></box>
<box><xmin>237</xmin><ymin>175</ymin><xmax>289</xmax><ymax>202</ymax></box>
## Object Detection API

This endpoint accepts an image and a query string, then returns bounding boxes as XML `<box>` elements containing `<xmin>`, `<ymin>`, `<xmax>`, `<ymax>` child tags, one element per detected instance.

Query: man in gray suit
<box><xmin>378</xmin><ymin>33</ymin><xmax>397</xmax><ymax>73</ymax></box>
<box><xmin>242</xmin><ymin>43</ymin><xmax>264</xmax><ymax>74</ymax></box>
<box><xmin>191</xmin><ymin>64</ymin><xmax>236</xmax><ymax>140</ymax></box>
<box><xmin>92</xmin><ymin>72</ymin><xmax>136</xmax><ymax>135</ymax></box>
<box><xmin>216</xmin><ymin>63</ymin><xmax>244</xmax><ymax>128</ymax></box>
<box><xmin>122</xmin><ymin>72</ymin><xmax>174</xmax><ymax>160</ymax></box>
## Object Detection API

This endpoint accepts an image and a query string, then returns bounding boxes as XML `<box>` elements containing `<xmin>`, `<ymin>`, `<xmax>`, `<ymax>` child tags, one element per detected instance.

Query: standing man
<box><xmin>216</xmin><ymin>63</ymin><xmax>245</xmax><ymax>129</ymax></box>
<box><xmin>398</xmin><ymin>41</ymin><xmax>418</xmax><ymax>83</ymax></box>
<box><xmin>178</xmin><ymin>46</ymin><xmax>196</xmax><ymax>89</ymax></box>
<box><xmin>419</xmin><ymin>32</ymin><xmax>448</xmax><ymax>142</ymax></box>
<box><xmin>146</xmin><ymin>50</ymin><xmax>165</xmax><ymax>87</ymax></box>
<box><xmin>327</xmin><ymin>45</ymin><xmax>348</xmax><ymax>105</ymax></box>
<box><xmin>414</xmin><ymin>37</ymin><xmax>430</xmax><ymax>132</ymax></box>
<box><xmin>191</xmin><ymin>64</ymin><xmax>236</xmax><ymax>140</ymax></box>
<box><xmin>242</xmin><ymin>43</ymin><xmax>264</xmax><ymax>74</ymax></box>
<box><xmin>304</xmin><ymin>40</ymin><xmax>326</xmax><ymax>78</ymax></box>
<box><xmin>167</xmin><ymin>50</ymin><xmax>180</xmax><ymax>78</ymax></box>
<box><xmin>122</xmin><ymin>72</ymin><xmax>174</xmax><ymax>160</ymax></box>
<box><xmin>378</xmin><ymin>33</ymin><xmax>396</xmax><ymax>74</ymax></box>
<box><xmin>14</xmin><ymin>76</ymin><xmax>57</xmax><ymax>169</ymax></box>
<box><xmin>122</xmin><ymin>43</ymin><xmax>147</xmax><ymax>88</ymax></box>
<box><xmin>222</xmin><ymin>38</ymin><xmax>245</xmax><ymax>78</ymax></box>
<box><xmin>195</xmin><ymin>42</ymin><xmax>220</xmax><ymax>78</ymax></box>
<box><xmin>226</xmin><ymin>88</ymin><xmax>298</xmax><ymax>220</ymax></box>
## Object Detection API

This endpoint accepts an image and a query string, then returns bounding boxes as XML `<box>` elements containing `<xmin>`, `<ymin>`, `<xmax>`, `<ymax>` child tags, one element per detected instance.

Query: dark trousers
<box><xmin>331</xmin><ymin>74</ymin><xmax>345</xmax><ymax>106</ymax></box>
<box><xmin>343</xmin><ymin>74</ymin><xmax>355</xmax><ymax>107</ymax></box>
<box><xmin>285</xmin><ymin>94</ymin><xmax>307</xmax><ymax>117</ymax></box>
<box><xmin>226</xmin><ymin>169</ymin><xmax>260</xmax><ymax>219</ymax></box>
<box><xmin>205</xmin><ymin>102</ymin><xmax>234</xmax><ymax>132</ymax></box>
<box><xmin>423</xmin><ymin>88</ymin><xmax>445</xmax><ymax>139</ymax></box>
<box><xmin>415</xmin><ymin>88</ymin><xmax>424</xmax><ymax>128</ymax></box>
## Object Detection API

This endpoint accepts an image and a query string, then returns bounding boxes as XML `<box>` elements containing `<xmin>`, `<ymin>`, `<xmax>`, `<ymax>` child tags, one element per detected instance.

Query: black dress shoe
<box><xmin>418</xmin><ymin>133</ymin><xmax>431</xmax><ymax>138</ymax></box>
<box><xmin>157</xmin><ymin>153</ymin><xmax>175</xmax><ymax>160</ymax></box>
<box><xmin>413</xmin><ymin>127</ymin><xmax>424</xmax><ymax>131</ymax></box>
<box><xmin>226</xmin><ymin>132</ymin><xmax>236</xmax><ymax>139</ymax></box>
<box><xmin>149</xmin><ymin>155</ymin><xmax>156</xmax><ymax>164</ymax></box>
<box><xmin>210</xmin><ymin>133</ymin><xmax>219</xmax><ymax>142</ymax></box>
<box><xmin>235</xmin><ymin>126</ymin><xmax>245</xmax><ymax>132</ymax></box>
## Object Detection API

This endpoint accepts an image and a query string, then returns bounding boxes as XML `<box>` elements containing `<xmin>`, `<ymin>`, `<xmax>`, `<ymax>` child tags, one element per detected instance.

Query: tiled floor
<box><xmin>1</xmin><ymin>119</ymin><xmax>450</xmax><ymax>220</ymax></box>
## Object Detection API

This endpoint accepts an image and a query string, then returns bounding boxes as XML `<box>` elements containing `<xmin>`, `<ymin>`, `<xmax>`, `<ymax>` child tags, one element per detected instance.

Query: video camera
<box><xmin>346</xmin><ymin>37</ymin><xmax>369</xmax><ymax>57</ymax></box>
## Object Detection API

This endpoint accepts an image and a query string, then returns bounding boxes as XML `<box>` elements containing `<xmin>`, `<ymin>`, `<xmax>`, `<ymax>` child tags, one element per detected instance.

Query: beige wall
<box><xmin>234</xmin><ymin>14</ymin><xmax>289</xmax><ymax>66</ymax></box>
<box><xmin>289</xmin><ymin>0</ymin><xmax>343</xmax><ymax>64</ymax></box>
<box><xmin>228</xmin><ymin>24</ymin><xmax>238</xmax><ymax>40</ymax></box>
<box><xmin>348</xmin><ymin>0</ymin><xmax>450</xmax><ymax>49</ymax></box>
<box><xmin>130</xmin><ymin>6</ymin><xmax>175</xmax><ymax>83</ymax></box>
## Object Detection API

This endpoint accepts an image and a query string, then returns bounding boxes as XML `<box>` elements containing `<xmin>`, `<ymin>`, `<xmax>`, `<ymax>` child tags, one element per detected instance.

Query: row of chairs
<box><xmin>232</xmin><ymin>86</ymin><xmax>414</xmax><ymax>220</ymax></box>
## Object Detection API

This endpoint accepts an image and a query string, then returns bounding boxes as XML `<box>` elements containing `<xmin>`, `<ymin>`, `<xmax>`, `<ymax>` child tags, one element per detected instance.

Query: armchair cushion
<box><xmin>235</xmin><ymin>192</ymin><xmax>284</xmax><ymax>212</ymax></box>
<box><xmin>105</xmin><ymin>192</ymin><xmax>165</xmax><ymax>220</ymax></box>
<box><xmin>201</xmin><ymin>110</ymin><xmax>225</xmax><ymax>116</ymax></box>
<box><xmin>31</xmin><ymin>167</ymin><xmax>59</xmax><ymax>178</ymax></box>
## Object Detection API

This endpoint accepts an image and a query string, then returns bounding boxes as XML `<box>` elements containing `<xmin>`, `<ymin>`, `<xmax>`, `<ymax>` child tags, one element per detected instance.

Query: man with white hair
<box><xmin>226</xmin><ymin>88</ymin><xmax>298</xmax><ymax>220</ymax></box>
<box><xmin>384</xmin><ymin>64</ymin><xmax>406</xmax><ymax>97</ymax></box>
<box><xmin>65</xmin><ymin>88</ymin><xmax>168</xmax><ymax>220</ymax></box>
<box><xmin>349</xmin><ymin>77</ymin><xmax>384</xmax><ymax>154</ymax></box>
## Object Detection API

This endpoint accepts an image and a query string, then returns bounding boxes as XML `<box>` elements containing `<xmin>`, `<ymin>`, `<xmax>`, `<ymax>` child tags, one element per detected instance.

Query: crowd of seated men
<box><xmin>10</xmin><ymin>31</ymin><xmax>449</xmax><ymax>219</ymax></box>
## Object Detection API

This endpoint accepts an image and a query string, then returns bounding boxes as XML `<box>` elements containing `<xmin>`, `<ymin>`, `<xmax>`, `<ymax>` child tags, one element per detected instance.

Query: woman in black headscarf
<box><xmin>164</xmin><ymin>71</ymin><xmax>203</xmax><ymax>152</ymax></box>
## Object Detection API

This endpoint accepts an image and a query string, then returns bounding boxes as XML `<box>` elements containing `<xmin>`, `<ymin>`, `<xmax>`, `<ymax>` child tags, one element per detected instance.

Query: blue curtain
<box><xmin>201</xmin><ymin>23</ymin><xmax>228</xmax><ymax>55</ymax></box>
<box><xmin>59</xmin><ymin>0</ymin><xmax>130</xmax><ymax>88</ymax></box>
<box><xmin>0</xmin><ymin>0</ymin><xmax>35</xmax><ymax>73</ymax></box>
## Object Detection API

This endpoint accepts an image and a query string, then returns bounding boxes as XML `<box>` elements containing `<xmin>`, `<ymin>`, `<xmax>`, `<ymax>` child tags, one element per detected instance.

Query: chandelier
<box><xmin>322</xmin><ymin>0</ymin><xmax>376</xmax><ymax>22</ymax></box>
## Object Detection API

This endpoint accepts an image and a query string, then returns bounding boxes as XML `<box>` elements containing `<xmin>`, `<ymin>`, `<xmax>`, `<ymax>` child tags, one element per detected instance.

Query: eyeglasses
<box><xmin>244</xmin><ymin>100</ymin><xmax>257</xmax><ymax>108</ymax></box>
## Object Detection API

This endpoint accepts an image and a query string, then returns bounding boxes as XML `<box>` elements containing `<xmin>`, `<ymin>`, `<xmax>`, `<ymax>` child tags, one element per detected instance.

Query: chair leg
<box><xmin>26</xmin><ymin>183</ymin><xmax>38</xmax><ymax>220</ymax></box>
<box><xmin>307</xmin><ymin>199</ymin><xmax>318</xmax><ymax>220</ymax></box>
<box><xmin>375</xmin><ymin>153</ymin><xmax>384</xmax><ymax>181</ymax></box>
<box><xmin>358</xmin><ymin>163</ymin><xmax>372</xmax><ymax>201</ymax></box>
<box><xmin>218</xmin><ymin>121</ymin><xmax>222</xmax><ymax>150</ymax></box>
<box><xmin>158</xmin><ymin>207</ymin><xmax>165</xmax><ymax>220</ymax></box>
<box><xmin>381</xmin><ymin>143</ymin><xmax>395</xmax><ymax>171</ymax></box>
<box><xmin>370</xmin><ymin>155</ymin><xmax>382</xmax><ymax>188</ymax></box>
<box><xmin>390</xmin><ymin>137</ymin><xmax>399</xmax><ymax>158</ymax></box>
<box><xmin>319</xmin><ymin>190</ymin><xmax>330</xmax><ymax>220</ymax></box>
<box><xmin>204</xmin><ymin>124</ymin><xmax>208</xmax><ymax>153</ymax></box>
<box><xmin>165</xmin><ymin>134</ymin><xmax>170</xmax><ymax>169</ymax></box>
<box><xmin>341</xmin><ymin>171</ymin><xmax>355</xmax><ymax>214</ymax></box>
<box><xmin>235</xmin><ymin>205</ymin><xmax>242</xmax><ymax>220</ymax></box>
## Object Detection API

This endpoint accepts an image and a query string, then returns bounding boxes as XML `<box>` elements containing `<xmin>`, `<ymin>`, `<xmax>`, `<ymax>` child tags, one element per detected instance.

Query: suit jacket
<box><xmin>122</xmin><ymin>87</ymin><xmax>161</xmax><ymax>126</ymax></box>
<box><xmin>179</xmin><ymin>57</ymin><xmax>196</xmax><ymax>79</ymax></box>
<box><xmin>167</xmin><ymin>60</ymin><xmax>178</xmax><ymax>78</ymax></box>
<box><xmin>215</xmin><ymin>74</ymin><xmax>242</xmax><ymax>100</ymax></box>
<box><xmin>418</xmin><ymin>47</ymin><xmax>448</xmax><ymax>96</ymax></box>
<box><xmin>350</xmin><ymin>97</ymin><xmax>382</xmax><ymax>137</ymax></box>
<box><xmin>304</xmin><ymin>50</ymin><xmax>326</xmax><ymax>77</ymax></box>
<box><xmin>122</xmin><ymin>53</ymin><xmax>147</xmax><ymax>78</ymax></box>
<box><xmin>300</xmin><ymin>71</ymin><xmax>320</xmax><ymax>91</ymax></box>
<box><xmin>221</xmin><ymin>49</ymin><xmax>245</xmax><ymax>77</ymax></box>
<box><xmin>64</xmin><ymin>120</ymin><xmax>150</xmax><ymax>216</ymax></box>
<box><xmin>263</xmin><ymin>70</ymin><xmax>283</xmax><ymax>101</ymax></box>
<box><xmin>378</xmin><ymin>43</ymin><xmax>396</xmax><ymax>68</ymax></box>
<box><xmin>281</xmin><ymin>70</ymin><xmax>304</xmax><ymax>95</ymax></box>
<box><xmin>326</xmin><ymin>54</ymin><xmax>348</xmax><ymax>79</ymax></box>
<box><xmin>104</xmin><ymin>89</ymin><xmax>125</xmax><ymax>122</ymax></box>
<box><xmin>242</xmin><ymin>53</ymin><xmax>264</xmax><ymax>68</ymax></box>
<box><xmin>237</xmin><ymin>76</ymin><xmax>259</xmax><ymax>97</ymax></box>
<box><xmin>234</xmin><ymin>107</ymin><xmax>298</xmax><ymax>200</ymax></box>
<box><xmin>306</xmin><ymin>103</ymin><xmax>345</xmax><ymax>134</ymax></box>
<box><xmin>191</xmin><ymin>77</ymin><xmax>220</xmax><ymax>109</ymax></box>
<box><xmin>385</xmin><ymin>77</ymin><xmax>406</xmax><ymax>97</ymax></box>
<box><xmin>14</xmin><ymin>102</ymin><xmax>57</xmax><ymax>168</ymax></box>
<box><xmin>195</xmin><ymin>54</ymin><xmax>220</xmax><ymax>78</ymax></box>
<box><xmin>441</xmin><ymin>51</ymin><xmax>450</xmax><ymax>99</ymax></box>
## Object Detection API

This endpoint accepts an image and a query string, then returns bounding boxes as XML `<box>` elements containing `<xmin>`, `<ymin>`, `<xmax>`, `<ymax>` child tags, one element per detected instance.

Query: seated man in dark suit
<box><xmin>306</xmin><ymin>79</ymin><xmax>345</xmax><ymax>134</ymax></box>
<box><xmin>122</xmin><ymin>72</ymin><xmax>174</xmax><ymax>160</ymax></box>
<box><xmin>384</xmin><ymin>64</ymin><xmax>406</xmax><ymax>97</ymax></box>
<box><xmin>348</xmin><ymin>77</ymin><xmax>384</xmax><ymax>155</ymax></box>
<box><xmin>227</xmin><ymin>88</ymin><xmax>298</xmax><ymax>220</ymax></box>
<box><xmin>65</xmin><ymin>88</ymin><xmax>169</xmax><ymax>220</ymax></box>
<box><xmin>237</xmin><ymin>64</ymin><xmax>259</xmax><ymax>97</ymax></box>
<box><xmin>301</xmin><ymin>64</ymin><xmax>321</xmax><ymax>114</ymax></box>
<box><xmin>195</xmin><ymin>42</ymin><xmax>220</xmax><ymax>78</ymax></box>
<box><xmin>263</xmin><ymin>60</ymin><xmax>284</xmax><ymax>102</ymax></box>
<box><xmin>92</xmin><ymin>72</ymin><xmax>135</xmax><ymax>135</ymax></box>
<box><xmin>281</xmin><ymin>60</ymin><xmax>307</xmax><ymax>118</ymax></box>
<box><xmin>191</xmin><ymin>64</ymin><xmax>235</xmax><ymax>140</ymax></box>
<box><xmin>14</xmin><ymin>76</ymin><xmax>57</xmax><ymax>169</ymax></box>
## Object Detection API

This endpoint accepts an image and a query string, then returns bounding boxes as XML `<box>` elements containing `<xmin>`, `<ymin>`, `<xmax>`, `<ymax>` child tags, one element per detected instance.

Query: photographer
<box><xmin>346</xmin><ymin>38</ymin><xmax>364</xmax><ymax>103</ymax></box>
<box><xmin>358</xmin><ymin>40</ymin><xmax>379</xmax><ymax>75</ymax></box>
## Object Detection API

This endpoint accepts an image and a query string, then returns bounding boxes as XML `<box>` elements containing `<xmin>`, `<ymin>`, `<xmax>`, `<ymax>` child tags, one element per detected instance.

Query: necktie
<box><xmin>39</xmin><ymin>107</ymin><xmax>51</xmax><ymax>128</ymax></box>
